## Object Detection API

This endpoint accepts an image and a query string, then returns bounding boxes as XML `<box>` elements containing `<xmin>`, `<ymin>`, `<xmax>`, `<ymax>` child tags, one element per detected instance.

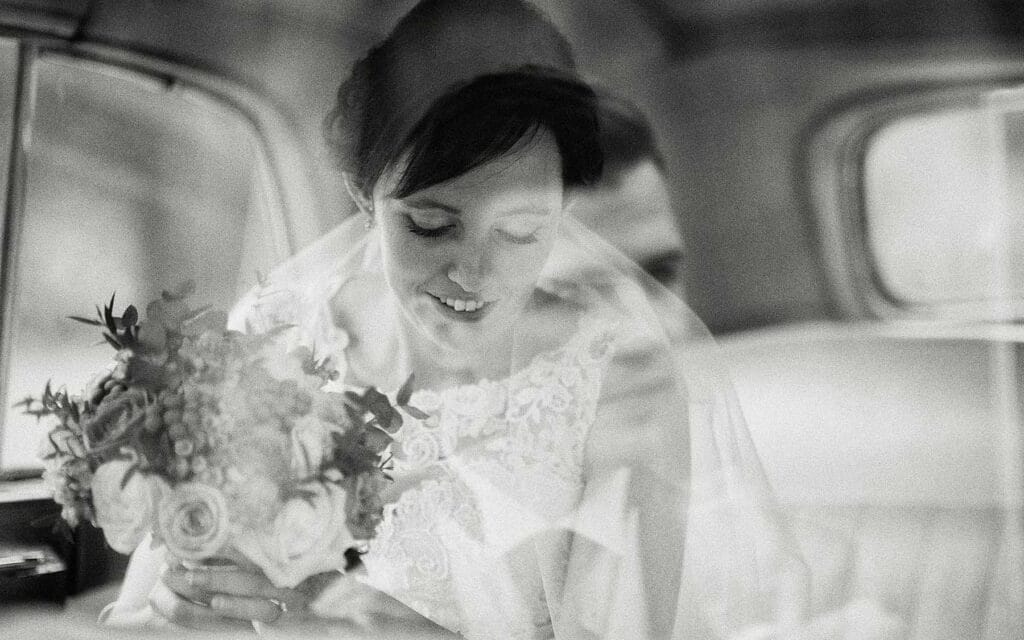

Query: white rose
<box><xmin>92</xmin><ymin>460</ymin><xmax>159</xmax><ymax>554</ymax></box>
<box><xmin>232</xmin><ymin>481</ymin><xmax>354</xmax><ymax>588</ymax></box>
<box><xmin>398</xmin><ymin>427</ymin><xmax>444</xmax><ymax>469</ymax></box>
<box><xmin>157</xmin><ymin>482</ymin><xmax>230</xmax><ymax>561</ymax></box>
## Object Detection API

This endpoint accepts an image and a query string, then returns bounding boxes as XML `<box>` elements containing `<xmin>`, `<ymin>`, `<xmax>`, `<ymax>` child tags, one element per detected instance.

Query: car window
<box><xmin>863</xmin><ymin>88</ymin><xmax>1024</xmax><ymax>315</ymax></box>
<box><xmin>0</xmin><ymin>52</ymin><xmax>286</xmax><ymax>471</ymax></box>
<box><xmin>0</xmin><ymin>38</ymin><xmax>15</xmax><ymax>203</ymax></box>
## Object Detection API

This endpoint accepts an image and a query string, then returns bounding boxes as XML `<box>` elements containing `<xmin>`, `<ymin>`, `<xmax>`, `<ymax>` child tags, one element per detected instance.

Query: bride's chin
<box><xmin>421</xmin><ymin>315</ymin><xmax>505</xmax><ymax>354</ymax></box>
<box><xmin>425</xmin><ymin>322</ymin><xmax>495</xmax><ymax>353</ymax></box>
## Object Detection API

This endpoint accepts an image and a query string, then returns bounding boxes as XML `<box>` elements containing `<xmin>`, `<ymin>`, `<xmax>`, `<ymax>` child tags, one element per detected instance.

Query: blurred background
<box><xmin>1</xmin><ymin>0</ymin><xmax>1023</xmax><ymax>637</ymax></box>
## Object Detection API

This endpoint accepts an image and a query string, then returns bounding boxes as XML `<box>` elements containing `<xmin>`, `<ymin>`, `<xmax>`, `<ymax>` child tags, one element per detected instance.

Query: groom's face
<box><xmin>374</xmin><ymin>129</ymin><xmax>565</xmax><ymax>354</ymax></box>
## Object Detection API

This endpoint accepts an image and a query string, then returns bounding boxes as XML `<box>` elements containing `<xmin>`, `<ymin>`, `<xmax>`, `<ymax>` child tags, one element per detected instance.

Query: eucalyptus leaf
<box><xmin>388</xmin><ymin>412</ymin><xmax>402</xmax><ymax>432</ymax></box>
<box><xmin>122</xmin><ymin>305</ymin><xmax>139</xmax><ymax>327</ymax></box>
<box><xmin>362</xmin><ymin>427</ymin><xmax>392</xmax><ymax>454</ymax></box>
<box><xmin>402</xmin><ymin>405</ymin><xmax>430</xmax><ymax>421</ymax></box>
<box><xmin>67</xmin><ymin>315</ymin><xmax>103</xmax><ymax>327</ymax></box>
<box><xmin>104</xmin><ymin>293</ymin><xmax>117</xmax><ymax>334</ymax></box>
<box><xmin>396</xmin><ymin>374</ymin><xmax>415</xmax><ymax>407</ymax></box>
<box><xmin>102</xmin><ymin>333</ymin><xmax>123</xmax><ymax>351</ymax></box>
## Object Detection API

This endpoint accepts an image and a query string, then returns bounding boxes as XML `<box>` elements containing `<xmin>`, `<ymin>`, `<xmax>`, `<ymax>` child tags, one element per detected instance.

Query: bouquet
<box><xmin>21</xmin><ymin>283</ymin><xmax>422</xmax><ymax>588</ymax></box>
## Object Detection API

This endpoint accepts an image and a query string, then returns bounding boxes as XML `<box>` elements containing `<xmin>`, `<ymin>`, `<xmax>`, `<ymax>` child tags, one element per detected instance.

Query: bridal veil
<box><xmin>244</xmin><ymin>0</ymin><xmax>809</xmax><ymax>636</ymax></box>
<box><xmin>230</xmin><ymin>211</ymin><xmax>808</xmax><ymax>639</ymax></box>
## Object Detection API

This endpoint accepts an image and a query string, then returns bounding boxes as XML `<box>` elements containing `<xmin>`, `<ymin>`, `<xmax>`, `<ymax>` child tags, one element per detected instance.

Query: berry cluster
<box><xmin>235</xmin><ymin>369</ymin><xmax>315</xmax><ymax>432</ymax></box>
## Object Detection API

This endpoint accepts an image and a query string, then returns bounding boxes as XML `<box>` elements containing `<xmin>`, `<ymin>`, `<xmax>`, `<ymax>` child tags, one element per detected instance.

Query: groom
<box><xmin>572</xmin><ymin>89</ymin><xmax>687</xmax><ymax>299</ymax></box>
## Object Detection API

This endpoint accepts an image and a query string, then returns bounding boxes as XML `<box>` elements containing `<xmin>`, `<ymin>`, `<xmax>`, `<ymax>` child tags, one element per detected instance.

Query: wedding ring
<box><xmin>269</xmin><ymin>598</ymin><xmax>288</xmax><ymax>620</ymax></box>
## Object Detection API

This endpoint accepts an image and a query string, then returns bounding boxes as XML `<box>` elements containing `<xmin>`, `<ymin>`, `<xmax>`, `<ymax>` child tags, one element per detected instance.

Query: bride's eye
<box><xmin>496</xmin><ymin>223</ymin><xmax>541</xmax><ymax>245</ymax></box>
<box><xmin>404</xmin><ymin>215</ymin><xmax>455</xmax><ymax>238</ymax></box>
<box><xmin>497</xmin><ymin>229</ymin><xmax>539</xmax><ymax>245</ymax></box>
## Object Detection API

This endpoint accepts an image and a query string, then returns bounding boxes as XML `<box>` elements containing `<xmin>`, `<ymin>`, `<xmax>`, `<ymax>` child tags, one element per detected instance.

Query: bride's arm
<box><xmin>100</xmin><ymin>534</ymin><xmax>165</xmax><ymax>626</ymax></box>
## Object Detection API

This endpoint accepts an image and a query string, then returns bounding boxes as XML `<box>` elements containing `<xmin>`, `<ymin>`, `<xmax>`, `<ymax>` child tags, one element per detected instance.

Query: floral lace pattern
<box><xmin>363</xmin><ymin>322</ymin><xmax>615</xmax><ymax>638</ymax></box>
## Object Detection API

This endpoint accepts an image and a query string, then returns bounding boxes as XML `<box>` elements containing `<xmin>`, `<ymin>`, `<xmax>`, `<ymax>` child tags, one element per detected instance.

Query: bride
<box><xmin>104</xmin><ymin>0</ymin><xmax>804</xmax><ymax>637</ymax></box>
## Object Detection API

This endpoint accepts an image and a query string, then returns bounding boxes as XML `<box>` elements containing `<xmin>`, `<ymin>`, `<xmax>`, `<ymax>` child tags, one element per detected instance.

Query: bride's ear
<box><xmin>562</xmin><ymin>190</ymin><xmax>580</xmax><ymax>217</ymax></box>
<box><xmin>342</xmin><ymin>172</ymin><xmax>374</xmax><ymax>218</ymax></box>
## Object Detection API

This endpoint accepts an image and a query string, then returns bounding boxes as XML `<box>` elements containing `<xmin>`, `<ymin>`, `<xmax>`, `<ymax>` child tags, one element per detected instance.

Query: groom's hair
<box><xmin>594</xmin><ymin>89</ymin><xmax>667</xmax><ymax>185</ymax></box>
<box><xmin>324</xmin><ymin>0</ymin><xmax>603</xmax><ymax>198</ymax></box>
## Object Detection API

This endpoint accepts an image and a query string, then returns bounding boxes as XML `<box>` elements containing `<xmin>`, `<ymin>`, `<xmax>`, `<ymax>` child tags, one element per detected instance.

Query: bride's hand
<box><xmin>150</xmin><ymin>563</ymin><xmax>336</xmax><ymax>631</ymax></box>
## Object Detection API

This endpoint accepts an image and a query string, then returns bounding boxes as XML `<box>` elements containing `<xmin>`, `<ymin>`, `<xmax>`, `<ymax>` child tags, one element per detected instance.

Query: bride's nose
<box><xmin>447</xmin><ymin>247</ymin><xmax>492</xmax><ymax>295</ymax></box>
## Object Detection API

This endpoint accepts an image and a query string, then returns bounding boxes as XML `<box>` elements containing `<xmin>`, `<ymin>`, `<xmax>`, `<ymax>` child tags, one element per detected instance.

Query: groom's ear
<box><xmin>342</xmin><ymin>173</ymin><xmax>374</xmax><ymax>217</ymax></box>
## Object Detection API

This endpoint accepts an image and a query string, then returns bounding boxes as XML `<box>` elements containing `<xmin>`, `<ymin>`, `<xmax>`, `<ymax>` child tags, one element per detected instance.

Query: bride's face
<box><xmin>374</xmin><ymin>130</ymin><xmax>565</xmax><ymax>354</ymax></box>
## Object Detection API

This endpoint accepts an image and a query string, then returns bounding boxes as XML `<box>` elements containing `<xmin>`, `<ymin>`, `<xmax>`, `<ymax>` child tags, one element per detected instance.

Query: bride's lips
<box><xmin>426</xmin><ymin>293</ymin><xmax>495</xmax><ymax>322</ymax></box>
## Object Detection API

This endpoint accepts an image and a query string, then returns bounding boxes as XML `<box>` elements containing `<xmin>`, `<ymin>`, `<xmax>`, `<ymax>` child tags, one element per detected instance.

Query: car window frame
<box><xmin>802</xmin><ymin>74</ymin><xmax>1024</xmax><ymax>323</ymax></box>
<box><xmin>0</xmin><ymin>34</ymin><xmax>321</xmax><ymax>480</ymax></box>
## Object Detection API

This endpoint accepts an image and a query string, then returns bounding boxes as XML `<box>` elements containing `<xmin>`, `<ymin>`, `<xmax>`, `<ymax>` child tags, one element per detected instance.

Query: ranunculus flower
<box><xmin>232</xmin><ymin>481</ymin><xmax>354</xmax><ymax>588</ymax></box>
<box><xmin>92</xmin><ymin>460</ymin><xmax>160</xmax><ymax>554</ymax></box>
<box><xmin>157</xmin><ymin>482</ymin><xmax>230</xmax><ymax>560</ymax></box>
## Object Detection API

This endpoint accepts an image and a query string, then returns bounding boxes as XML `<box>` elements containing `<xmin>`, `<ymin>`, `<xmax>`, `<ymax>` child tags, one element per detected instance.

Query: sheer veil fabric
<box><xmin>228</xmin><ymin>214</ymin><xmax>808</xmax><ymax>639</ymax></box>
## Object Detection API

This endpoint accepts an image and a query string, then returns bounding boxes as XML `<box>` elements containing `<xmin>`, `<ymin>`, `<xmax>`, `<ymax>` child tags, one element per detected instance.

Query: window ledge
<box><xmin>0</xmin><ymin>478</ymin><xmax>49</xmax><ymax>504</ymax></box>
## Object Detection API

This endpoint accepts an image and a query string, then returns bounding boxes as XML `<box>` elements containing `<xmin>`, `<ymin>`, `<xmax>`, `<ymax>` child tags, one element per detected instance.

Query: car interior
<box><xmin>1</xmin><ymin>1</ymin><xmax>1022</xmax><ymax>638</ymax></box>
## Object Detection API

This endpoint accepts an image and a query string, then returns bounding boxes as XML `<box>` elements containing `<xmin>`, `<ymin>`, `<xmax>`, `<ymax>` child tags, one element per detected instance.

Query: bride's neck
<box><xmin>399</xmin><ymin>321</ymin><xmax>514</xmax><ymax>391</ymax></box>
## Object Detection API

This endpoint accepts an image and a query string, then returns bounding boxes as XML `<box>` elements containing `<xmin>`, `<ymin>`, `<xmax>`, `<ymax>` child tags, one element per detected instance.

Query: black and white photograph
<box><xmin>0</xmin><ymin>1</ymin><xmax>1022</xmax><ymax>638</ymax></box>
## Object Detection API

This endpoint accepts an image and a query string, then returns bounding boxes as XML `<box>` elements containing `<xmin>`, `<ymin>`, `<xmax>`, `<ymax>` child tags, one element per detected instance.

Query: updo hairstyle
<box><xmin>324</xmin><ymin>0</ymin><xmax>603</xmax><ymax>200</ymax></box>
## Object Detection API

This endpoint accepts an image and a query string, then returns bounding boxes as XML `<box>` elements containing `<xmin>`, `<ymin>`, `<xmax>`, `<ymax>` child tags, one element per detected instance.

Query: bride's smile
<box><xmin>426</xmin><ymin>293</ymin><xmax>493</xmax><ymax>319</ymax></box>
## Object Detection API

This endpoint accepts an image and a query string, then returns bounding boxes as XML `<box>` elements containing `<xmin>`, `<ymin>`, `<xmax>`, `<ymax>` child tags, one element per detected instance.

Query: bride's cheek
<box><xmin>383</xmin><ymin>235</ymin><xmax>435</xmax><ymax>291</ymax></box>
<box><xmin>505</xmin><ymin>243</ymin><xmax>550</xmax><ymax>289</ymax></box>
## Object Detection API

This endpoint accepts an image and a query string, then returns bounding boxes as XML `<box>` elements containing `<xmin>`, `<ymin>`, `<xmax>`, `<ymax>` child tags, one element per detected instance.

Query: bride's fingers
<box><xmin>208</xmin><ymin>593</ymin><xmax>286</xmax><ymax>624</ymax></box>
<box><xmin>297</xmin><ymin>570</ymin><xmax>344</xmax><ymax>598</ymax></box>
<box><xmin>163</xmin><ymin>568</ymin><xmax>310</xmax><ymax>611</ymax></box>
<box><xmin>166</xmin><ymin>567</ymin><xmax>283</xmax><ymax>599</ymax></box>
<box><xmin>149</xmin><ymin>579</ymin><xmax>250</xmax><ymax>632</ymax></box>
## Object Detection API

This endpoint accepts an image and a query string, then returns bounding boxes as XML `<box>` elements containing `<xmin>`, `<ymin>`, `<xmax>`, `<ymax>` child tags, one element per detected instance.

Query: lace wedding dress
<box><xmin>227</xmin><ymin>216</ymin><xmax>805</xmax><ymax>639</ymax></box>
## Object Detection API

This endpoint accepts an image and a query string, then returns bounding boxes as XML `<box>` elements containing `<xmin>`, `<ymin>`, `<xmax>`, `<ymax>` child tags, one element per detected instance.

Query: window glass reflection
<box><xmin>864</xmin><ymin>97</ymin><xmax>1024</xmax><ymax>312</ymax></box>
<box><xmin>0</xmin><ymin>55</ymin><xmax>280</xmax><ymax>470</ymax></box>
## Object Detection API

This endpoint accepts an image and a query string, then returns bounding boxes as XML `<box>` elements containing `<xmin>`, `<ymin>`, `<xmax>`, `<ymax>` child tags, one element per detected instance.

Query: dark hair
<box><xmin>391</xmin><ymin>70</ymin><xmax>602</xmax><ymax>197</ymax></box>
<box><xmin>594</xmin><ymin>90</ymin><xmax>666</xmax><ymax>184</ymax></box>
<box><xmin>324</xmin><ymin>0</ymin><xmax>603</xmax><ymax>198</ymax></box>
